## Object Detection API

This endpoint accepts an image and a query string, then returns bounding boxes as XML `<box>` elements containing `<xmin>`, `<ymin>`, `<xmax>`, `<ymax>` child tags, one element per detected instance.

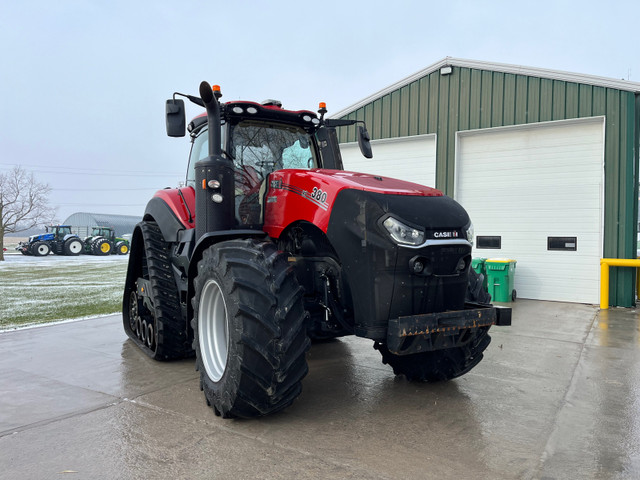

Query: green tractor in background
<box><xmin>83</xmin><ymin>226</ymin><xmax>130</xmax><ymax>255</ymax></box>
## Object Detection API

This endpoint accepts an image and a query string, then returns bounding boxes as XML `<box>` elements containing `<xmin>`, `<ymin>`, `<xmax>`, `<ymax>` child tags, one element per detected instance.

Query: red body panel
<box><xmin>153</xmin><ymin>186</ymin><xmax>196</xmax><ymax>229</ymax></box>
<box><xmin>263</xmin><ymin>169</ymin><xmax>442</xmax><ymax>238</ymax></box>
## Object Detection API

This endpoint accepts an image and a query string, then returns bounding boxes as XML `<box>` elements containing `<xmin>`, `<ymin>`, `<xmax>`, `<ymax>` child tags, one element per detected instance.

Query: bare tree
<box><xmin>0</xmin><ymin>166</ymin><xmax>56</xmax><ymax>261</ymax></box>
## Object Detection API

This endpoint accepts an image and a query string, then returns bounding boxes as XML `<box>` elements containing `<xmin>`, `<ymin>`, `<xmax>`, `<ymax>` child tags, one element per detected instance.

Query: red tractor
<box><xmin>123</xmin><ymin>82</ymin><xmax>511</xmax><ymax>418</ymax></box>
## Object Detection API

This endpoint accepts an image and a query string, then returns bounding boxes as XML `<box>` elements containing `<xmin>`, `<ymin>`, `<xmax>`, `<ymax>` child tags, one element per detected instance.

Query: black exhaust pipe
<box><xmin>194</xmin><ymin>81</ymin><xmax>235</xmax><ymax>240</ymax></box>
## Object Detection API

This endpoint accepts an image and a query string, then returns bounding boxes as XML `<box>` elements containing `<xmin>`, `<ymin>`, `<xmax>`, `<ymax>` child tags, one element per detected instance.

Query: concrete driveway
<box><xmin>1</xmin><ymin>299</ymin><xmax>639</xmax><ymax>479</ymax></box>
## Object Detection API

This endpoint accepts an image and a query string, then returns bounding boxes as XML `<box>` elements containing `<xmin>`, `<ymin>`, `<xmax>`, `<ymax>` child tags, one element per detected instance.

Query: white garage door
<box><xmin>455</xmin><ymin>117</ymin><xmax>605</xmax><ymax>304</ymax></box>
<box><xmin>340</xmin><ymin>134</ymin><xmax>437</xmax><ymax>188</ymax></box>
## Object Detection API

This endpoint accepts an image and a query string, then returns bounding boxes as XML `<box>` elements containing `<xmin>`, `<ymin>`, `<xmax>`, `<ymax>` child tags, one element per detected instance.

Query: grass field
<box><xmin>0</xmin><ymin>254</ymin><xmax>128</xmax><ymax>329</ymax></box>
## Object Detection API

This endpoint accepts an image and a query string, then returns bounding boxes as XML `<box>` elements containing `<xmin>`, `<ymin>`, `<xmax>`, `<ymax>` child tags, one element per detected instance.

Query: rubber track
<box><xmin>139</xmin><ymin>221</ymin><xmax>191</xmax><ymax>360</ymax></box>
<box><xmin>376</xmin><ymin>268</ymin><xmax>493</xmax><ymax>382</ymax></box>
<box><xmin>193</xmin><ymin>239</ymin><xmax>310</xmax><ymax>418</ymax></box>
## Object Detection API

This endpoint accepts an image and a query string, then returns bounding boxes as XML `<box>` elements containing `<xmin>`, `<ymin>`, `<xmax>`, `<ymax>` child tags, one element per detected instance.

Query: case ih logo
<box><xmin>433</xmin><ymin>231</ymin><xmax>459</xmax><ymax>239</ymax></box>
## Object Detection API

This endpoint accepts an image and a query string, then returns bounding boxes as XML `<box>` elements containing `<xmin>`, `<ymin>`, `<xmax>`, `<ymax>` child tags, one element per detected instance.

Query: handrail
<box><xmin>600</xmin><ymin>258</ymin><xmax>640</xmax><ymax>309</ymax></box>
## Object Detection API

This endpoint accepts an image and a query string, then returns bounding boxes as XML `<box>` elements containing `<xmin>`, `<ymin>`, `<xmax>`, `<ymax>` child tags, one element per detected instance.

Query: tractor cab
<box><xmin>185</xmin><ymin>105</ymin><xmax>321</xmax><ymax>227</ymax></box>
<box><xmin>46</xmin><ymin>225</ymin><xmax>72</xmax><ymax>240</ymax></box>
<box><xmin>91</xmin><ymin>226</ymin><xmax>115</xmax><ymax>241</ymax></box>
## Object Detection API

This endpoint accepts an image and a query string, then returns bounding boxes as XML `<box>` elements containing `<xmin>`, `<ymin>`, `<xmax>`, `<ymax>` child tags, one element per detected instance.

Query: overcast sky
<box><xmin>1</xmin><ymin>0</ymin><xmax>638</xmax><ymax>223</ymax></box>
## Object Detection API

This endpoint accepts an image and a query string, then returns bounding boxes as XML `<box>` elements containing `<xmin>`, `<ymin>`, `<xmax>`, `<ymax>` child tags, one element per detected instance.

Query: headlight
<box><xmin>465</xmin><ymin>222</ymin><xmax>475</xmax><ymax>246</ymax></box>
<box><xmin>382</xmin><ymin>216</ymin><xmax>425</xmax><ymax>246</ymax></box>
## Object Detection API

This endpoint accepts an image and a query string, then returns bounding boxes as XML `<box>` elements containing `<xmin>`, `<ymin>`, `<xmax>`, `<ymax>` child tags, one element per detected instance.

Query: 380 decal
<box><xmin>310</xmin><ymin>187</ymin><xmax>328</xmax><ymax>204</ymax></box>
<box><xmin>271</xmin><ymin>181</ymin><xmax>330</xmax><ymax>211</ymax></box>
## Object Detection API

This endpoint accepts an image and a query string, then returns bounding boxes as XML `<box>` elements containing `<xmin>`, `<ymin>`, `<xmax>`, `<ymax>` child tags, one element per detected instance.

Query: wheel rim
<box><xmin>121</xmin><ymin>245</ymin><xmax>128</xmax><ymax>254</ymax></box>
<box><xmin>198</xmin><ymin>279</ymin><xmax>229</xmax><ymax>382</ymax></box>
<box><xmin>37</xmin><ymin>245</ymin><xmax>48</xmax><ymax>255</ymax></box>
<box><xmin>100</xmin><ymin>242</ymin><xmax>110</xmax><ymax>253</ymax></box>
<box><xmin>69</xmin><ymin>240</ymin><xmax>82</xmax><ymax>254</ymax></box>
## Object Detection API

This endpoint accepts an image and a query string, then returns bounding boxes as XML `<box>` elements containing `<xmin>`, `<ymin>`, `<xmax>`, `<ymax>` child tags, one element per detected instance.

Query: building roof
<box><xmin>63</xmin><ymin>212</ymin><xmax>141</xmax><ymax>237</ymax></box>
<box><xmin>332</xmin><ymin>57</ymin><xmax>640</xmax><ymax>118</ymax></box>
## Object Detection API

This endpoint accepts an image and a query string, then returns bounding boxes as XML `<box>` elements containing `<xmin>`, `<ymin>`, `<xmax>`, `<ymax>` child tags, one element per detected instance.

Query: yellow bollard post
<box><xmin>637</xmin><ymin>257</ymin><xmax>640</xmax><ymax>300</ymax></box>
<box><xmin>600</xmin><ymin>260</ymin><xmax>610</xmax><ymax>309</ymax></box>
<box><xmin>600</xmin><ymin>258</ymin><xmax>640</xmax><ymax>309</ymax></box>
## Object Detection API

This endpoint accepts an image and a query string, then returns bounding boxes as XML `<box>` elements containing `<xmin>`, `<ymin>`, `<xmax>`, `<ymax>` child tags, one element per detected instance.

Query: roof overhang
<box><xmin>331</xmin><ymin>57</ymin><xmax>640</xmax><ymax>119</ymax></box>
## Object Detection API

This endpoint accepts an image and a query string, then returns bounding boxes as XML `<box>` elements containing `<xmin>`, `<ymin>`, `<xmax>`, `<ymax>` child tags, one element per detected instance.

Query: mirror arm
<box><xmin>173</xmin><ymin>91</ymin><xmax>204</xmax><ymax>107</ymax></box>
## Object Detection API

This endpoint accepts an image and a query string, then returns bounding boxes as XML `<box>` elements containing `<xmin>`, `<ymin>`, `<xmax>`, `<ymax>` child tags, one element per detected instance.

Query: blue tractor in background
<box><xmin>16</xmin><ymin>225</ymin><xmax>84</xmax><ymax>256</ymax></box>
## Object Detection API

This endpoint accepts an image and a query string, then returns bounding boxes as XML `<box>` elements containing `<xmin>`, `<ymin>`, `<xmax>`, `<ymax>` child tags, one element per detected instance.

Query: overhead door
<box><xmin>340</xmin><ymin>134</ymin><xmax>437</xmax><ymax>188</ymax></box>
<box><xmin>455</xmin><ymin>117</ymin><xmax>605</xmax><ymax>304</ymax></box>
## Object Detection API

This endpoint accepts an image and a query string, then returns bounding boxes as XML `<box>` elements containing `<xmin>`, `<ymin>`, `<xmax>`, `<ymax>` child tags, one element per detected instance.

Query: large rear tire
<box><xmin>375</xmin><ymin>269</ymin><xmax>492</xmax><ymax>382</ymax></box>
<box><xmin>92</xmin><ymin>237</ymin><xmax>111</xmax><ymax>255</ymax></box>
<box><xmin>192</xmin><ymin>239</ymin><xmax>310</xmax><ymax>418</ymax></box>
<box><xmin>63</xmin><ymin>238</ymin><xmax>83</xmax><ymax>256</ymax></box>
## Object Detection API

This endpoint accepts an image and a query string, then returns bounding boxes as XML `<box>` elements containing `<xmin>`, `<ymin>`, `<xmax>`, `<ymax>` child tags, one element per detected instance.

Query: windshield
<box><xmin>229</xmin><ymin>122</ymin><xmax>316</xmax><ymax>174</ymax></box>
<box><xmin>187</xmin><ymin>123</ymin><xmax>317</xmax><ymax>184</ymax></box>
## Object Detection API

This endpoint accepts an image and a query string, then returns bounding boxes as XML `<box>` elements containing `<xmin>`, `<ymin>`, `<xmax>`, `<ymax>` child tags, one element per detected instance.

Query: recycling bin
<box><xmin>485</xmin><ymin>258</ymin><xmax>517</xmax><ymax>302</ymax></box>
<box><xmin>471</xmin><ymin>257</ymin><xmax>488</xmax><ymax>291</ymax></box>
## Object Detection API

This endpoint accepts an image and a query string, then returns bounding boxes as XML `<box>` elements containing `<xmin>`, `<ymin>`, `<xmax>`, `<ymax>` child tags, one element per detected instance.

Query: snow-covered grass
<box><xmin>0</xmin><ymin>253</ymin><xmax>128</xmax><ymax>329</ymax></box>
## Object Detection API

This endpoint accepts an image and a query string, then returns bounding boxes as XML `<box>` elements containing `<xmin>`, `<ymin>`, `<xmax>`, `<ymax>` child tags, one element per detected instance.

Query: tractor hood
<box><xmin>263</xmin><ymin>169</ymin><xmax>448</xmax><ymax>238</ymax></box>
<box><xmin>305</xmin><ymin>169</ymin><xmax>443</xmax><ymax>197</ymax></box>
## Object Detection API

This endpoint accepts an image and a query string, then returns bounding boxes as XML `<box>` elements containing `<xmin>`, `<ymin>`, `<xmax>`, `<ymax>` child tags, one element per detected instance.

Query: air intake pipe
<box><xmin>194</xmin><ymin>81</ymin><xmax>235</xmax><ymax>240</ymax></box>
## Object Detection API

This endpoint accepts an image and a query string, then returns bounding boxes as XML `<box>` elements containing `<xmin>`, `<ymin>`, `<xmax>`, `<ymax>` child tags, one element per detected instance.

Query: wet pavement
<box><xmin>1</xmin><ymin>299</ymin><xmax>639</xmax><ymax>479</ymax></box>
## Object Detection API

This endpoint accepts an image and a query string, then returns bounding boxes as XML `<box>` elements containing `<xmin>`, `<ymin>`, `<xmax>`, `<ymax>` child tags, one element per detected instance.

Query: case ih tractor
<box><xmin>16</xmin><ymin>225</ymin><xmax>83</xmax><ymax>256</ymax></box>
<box><xmin>83</xmin><ymin>226</ymin><xmax>129</xmax><ymax>255</ymax></box>
<box><xmin>123</xmin><ymin>82</ymin><xmax>511</xmax><ymax>419</ymax></box>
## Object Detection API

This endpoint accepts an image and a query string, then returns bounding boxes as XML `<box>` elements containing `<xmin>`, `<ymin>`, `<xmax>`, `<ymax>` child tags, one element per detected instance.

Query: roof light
<box><xmin>319</xmin><ymin>102</ymin><xmax>326</xmax><ymax>109</ymax></box>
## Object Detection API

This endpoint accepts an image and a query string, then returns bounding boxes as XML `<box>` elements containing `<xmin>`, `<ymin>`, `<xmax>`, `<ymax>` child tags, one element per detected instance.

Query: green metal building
<box><xmin>334</xmin><ymin>58</ymin><xmax>640</xmax><ymax>307</ymax></box>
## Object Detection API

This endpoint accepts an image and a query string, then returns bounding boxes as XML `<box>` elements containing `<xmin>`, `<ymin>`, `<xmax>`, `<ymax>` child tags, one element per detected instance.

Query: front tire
<box><xmin>115</xmin><ymin>241</ymin><xmax>129</xmax><ymax>255</ymax></box>
<box><xmin>192</xmin><ymin>239</ymin><xmax>310</xmax><ymax>418</ymax></box>
<box><xmin>375</xmin><ymin>269</ymin><xmax>492</xmax><ymax>382</ymax></box>
<box><xmin>31</xmin><ymin>242</ymin><xmax>50</xmax><ymax>256</ymax></box>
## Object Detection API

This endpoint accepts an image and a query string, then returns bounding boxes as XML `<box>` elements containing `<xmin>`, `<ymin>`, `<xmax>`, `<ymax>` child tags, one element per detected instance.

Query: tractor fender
<box><xmin>186</xmin><ymin>229</ymin><xmax>266</xmax><ymax>323</ymax></box>
<box><xmin>143</xmin><ymin>195</ymin><xmax>192</xmax><ymax>243</ymax></box>
<box><xmin>63</xmin><ymin>234</ymin><xmax>80</xmax><ymax>241</ymax></box>
<box><xmin>143</xmin><ymin>188</ymin><xmax>195</xmax><ymax>242</ymax></box>
<box><xmin>121</xmin><ymin>224</ymin><xmax>145</xmax><ymax>321</ymax></box>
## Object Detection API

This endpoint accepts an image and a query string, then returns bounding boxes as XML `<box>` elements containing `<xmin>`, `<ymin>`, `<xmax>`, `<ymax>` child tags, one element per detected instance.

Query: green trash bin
<box><xmin>471</xmin><ymin>258</ymin><xmax>488</xmax><ymax>291</ymax></box>
<box><xmin>485</xmin><ymin>258</ymin><xmax>517</xmax><ymax>302</ymax></box>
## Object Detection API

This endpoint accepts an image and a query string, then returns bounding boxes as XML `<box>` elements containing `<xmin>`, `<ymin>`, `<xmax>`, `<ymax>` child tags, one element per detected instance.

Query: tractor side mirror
<box><xmin>357</xmin><ymin>126</ymin><xmax>373</xmax><ymax>159</ymax></box>
<box><xmin>166</xmin><ymin>99</ymin><xmax>186</xmax><ymax>137</ymax></box>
